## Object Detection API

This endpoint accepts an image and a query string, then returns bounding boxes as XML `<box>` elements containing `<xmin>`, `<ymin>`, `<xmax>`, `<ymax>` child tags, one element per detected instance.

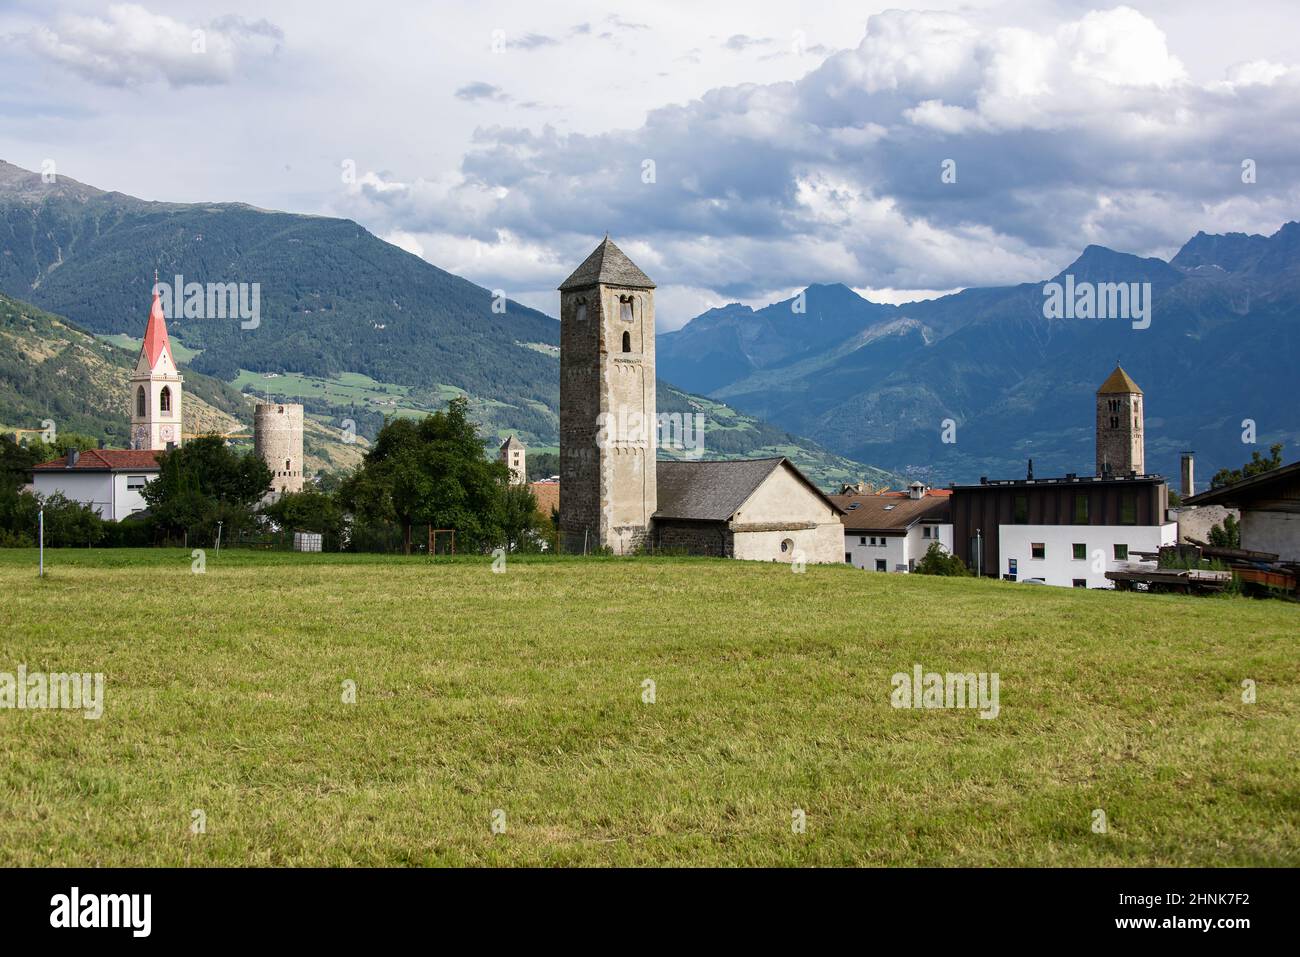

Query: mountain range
<box><xmin>0</xmin><ymin>160</ymin><xmax>894</xmax><ymax>490</ymax></box>
<box><xmin>659</xmin><ymin>227</ymin><xmax>1300</xmax><ymax>483</ymax></box>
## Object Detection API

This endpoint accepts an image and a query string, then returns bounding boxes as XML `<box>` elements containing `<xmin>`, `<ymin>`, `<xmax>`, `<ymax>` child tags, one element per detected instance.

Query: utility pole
<box><xmin>38</xmin><ymin>507</ymin><xmax>44</xmax><ymax>578</ymax></box>
<box><xmin>216</xmin><ymin>520</ymin><xmax>224</xmax><ymax>555</ymax></box>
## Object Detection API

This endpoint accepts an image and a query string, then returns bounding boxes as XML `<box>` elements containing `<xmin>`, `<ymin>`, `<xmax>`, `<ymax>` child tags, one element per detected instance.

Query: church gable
<box><xmin>731</xmin><ymin>461</ymin><xmax>843</xmax><ymax>527</ymax></box>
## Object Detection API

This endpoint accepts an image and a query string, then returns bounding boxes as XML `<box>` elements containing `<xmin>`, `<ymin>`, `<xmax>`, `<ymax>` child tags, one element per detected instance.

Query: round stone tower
<box><xmin>254</xmin><ymin>403</ymin><xmax>305</xmax><ymax>495</ymax></box>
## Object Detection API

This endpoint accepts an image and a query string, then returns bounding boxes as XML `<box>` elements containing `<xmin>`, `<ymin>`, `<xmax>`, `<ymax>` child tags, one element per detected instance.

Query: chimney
<box><xmin>66</xmin><ymin>448</ymin><xmax>79</xmax><ymax>467</ymax></box>
<box><xmin>908</xmin><ymin>481</ymin><xmax>927</xmax><ymax>500</ymax></box>
<box><xmin>1180</xmin><ymin>452</ymin><xmax>1195</xmax><ymax>498</ymax></box>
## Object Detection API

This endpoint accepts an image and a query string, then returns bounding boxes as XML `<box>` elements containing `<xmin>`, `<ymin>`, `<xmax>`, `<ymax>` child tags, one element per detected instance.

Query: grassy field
<box><xmin>1</xmin><ymin>549</ymin><xmax>1296</xmax><ymax>867</ymax></box>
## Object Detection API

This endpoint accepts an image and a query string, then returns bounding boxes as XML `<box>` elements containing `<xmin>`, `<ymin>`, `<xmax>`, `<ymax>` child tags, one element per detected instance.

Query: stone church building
<box><xmin>557</xmin><ymin>237</ymin><xmax>845</xmax><ymax>562</ymax></box>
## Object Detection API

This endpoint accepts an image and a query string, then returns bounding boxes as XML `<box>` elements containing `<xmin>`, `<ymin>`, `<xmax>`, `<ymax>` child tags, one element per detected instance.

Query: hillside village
<box><xmin>9</xmin><ymin>238</ymin><xmax>1298</xmax><ymax>595</ymax></box>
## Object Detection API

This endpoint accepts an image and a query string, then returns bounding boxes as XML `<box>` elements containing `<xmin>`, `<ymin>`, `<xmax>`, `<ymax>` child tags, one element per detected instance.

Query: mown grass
<box><xmin>1</xmin><ymin>548</ymin><xmax>1296</xmax><ymax>866</ymax></box>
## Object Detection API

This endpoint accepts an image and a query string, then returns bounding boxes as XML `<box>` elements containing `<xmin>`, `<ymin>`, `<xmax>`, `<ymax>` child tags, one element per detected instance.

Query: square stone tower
<box><xmin>1096</xmin><ymin>364</ymin><xmax>1144</xmax><ymax>476</ymax></box>
<box><xmin>499</xmin><ymin>435</ymin><xmax>526</xmax><ymax>485</ymax></box>
<box><xmin>558</xmin><ymin>237</ymin><xmax>657</xmax><ymax>555</ymax></box>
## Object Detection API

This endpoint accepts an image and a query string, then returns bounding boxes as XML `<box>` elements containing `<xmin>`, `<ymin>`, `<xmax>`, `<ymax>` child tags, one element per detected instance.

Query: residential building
<box><xmin>948</xmin><ymin>365</ymin><xmax>1175</xmax><ymax>587</ymax></box>
<box><xmin>29</xmin><ymin>449</ymin><xmax>161</xmax><ymax>520</ymax></box>
<box><xmin>1184</xmin><ymin>460</ymin><xmax>1300</xmax><ymax>562</ymax></box>
<box><xmin>831</xmin><ymin>483</ymin><xmax>952</xmax><ymax>571</ymax></box>
<box><xmin>950</xmin><ymin>472</ymin><xmax>1175</xmax><ymax>585</ymax></box>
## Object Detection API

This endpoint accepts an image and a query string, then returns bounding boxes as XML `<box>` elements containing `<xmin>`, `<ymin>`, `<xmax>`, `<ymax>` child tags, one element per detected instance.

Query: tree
<box><xmin>913</xmin><ymin>541</ymin><xmax>971</xmax><ymax>576</ymax></box>
<box><xmin>1208</xmin><ymin>514</ymin><xmax>1241</xmax><ymax>549</ymax></box>
<box><xmin>262</xmin><ymin>489</ymin><xmax>345</xmax><ymax>541</ymax></box>
<box><xmin>338</xmin><ymin>398</ymin><xmax>515</xmax><ymax>553</ymax></box>
<box><xmin>38</xmin><ymin>492</ymin><xmax>106</xmax><ymax>547</ymax></box>
<box><xmin>0</xmin><ymin>436</ymin><xmax>40</xmax><ymax>493</ymax></box>
<box><xmin>498</xmin><ymin>482</ymin><xmax>543</xmax><ymax>553</ymax></box>
<box><xmin>1211</xmin><ymin>443</ymin><xmax>1284</xmax><ymax>489</ymax></box>
<box><xmin>526</xmin><ymin>451</ymin><xmax>559</xmax><ymax>482</ymax></box>
<box><xmin>144</xmin><ymin>436</ymin><xmax>272</xmax><ymax>541</ymax></box>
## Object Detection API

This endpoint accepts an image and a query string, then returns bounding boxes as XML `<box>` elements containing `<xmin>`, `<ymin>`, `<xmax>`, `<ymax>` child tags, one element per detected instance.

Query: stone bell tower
<box><xmin>558</xmin><ymin>237</ymin><xmax>657</xmax><ymax>555</ymax></box>
<box><xmin>1096</xmin><ymin>364</ymin><xmax>1144</xmax><ymax>476</ymax></box>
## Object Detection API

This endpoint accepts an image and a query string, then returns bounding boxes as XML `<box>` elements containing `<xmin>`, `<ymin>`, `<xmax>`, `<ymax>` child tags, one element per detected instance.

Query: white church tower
<box><xmin>129</xmin><ymin>282</ymin><xmax>184</xmax><ymax>451</ymax></box>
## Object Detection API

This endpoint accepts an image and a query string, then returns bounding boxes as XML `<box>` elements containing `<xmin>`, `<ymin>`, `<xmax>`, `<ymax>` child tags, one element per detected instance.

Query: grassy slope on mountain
<box><xmin>0</xmin><ymin>291</ymin><xmax>245</xmax><ymax>441</ymax></box>
<box><xmin>0</xmin><ymin>292</ymin><xmax>364</xmax><ymax>475</ymax></box>
<box><xmin>0</xmin><ymin>161</ymin><xmax>560</xmax><ymax>441</ymax></box>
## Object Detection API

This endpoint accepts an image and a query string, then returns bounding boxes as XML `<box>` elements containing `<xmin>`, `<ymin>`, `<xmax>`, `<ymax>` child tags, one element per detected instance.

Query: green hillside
<box><xmin>0</xmin><ymin>160</ymin><xmax>900</xmax><ymax>489</ymax></box>
<box><xmin>0</xmin><ymin>291</ymin><xmax>246</xmax><ymax>444</ymax></box>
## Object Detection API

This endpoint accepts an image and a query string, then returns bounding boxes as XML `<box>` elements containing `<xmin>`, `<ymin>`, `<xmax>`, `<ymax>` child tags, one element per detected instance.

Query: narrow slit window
<box><xmin>622</xmin><ymin>330</ymin><xmax>631</xmax><ymax>353</ymax></box>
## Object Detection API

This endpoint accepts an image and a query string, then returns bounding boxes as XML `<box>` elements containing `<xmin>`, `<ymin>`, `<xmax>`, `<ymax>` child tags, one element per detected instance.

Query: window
<box><xmin>136</xmin><ymin>386</ymin><xmax>146</xmax><ymax>418</ymax></box>
<box><xmin>1073</xmin><ymin>493</ymin><xmax>1089</xmax><ymax>524</ymax></box>
<box><xmin>126</xmin><ymin>475</ymin><xmax>148</xmax><ymax>490</ymax></box>
<box><xmin>619</xmin><ymin>295</ymin><xmax>634</xmax><ymax>322</ymax></box>
<box><xmin>1013</xmin><ymin>494</ymin><xmax>1028</xmax><ymax>524</ymax></box>
<box><xmin>1120</xmin><ymin>492</ymin><xmax>1137</xmax><ymax>525</ymax></box>
<box><xmin>780</xmin><ymin>538</ymin><xmax>793</xmax><ymax>553</ymax></box>
<box><xmin>1072</xmin><ymin>543</ymin><xmax>1086</xmax><ymax>560</ymax></box>
<box><xmin>1072</xmin><ymin>579</ymin><xmax>1087</xmax><ymax>589</ymax></box>
<box><xmin>875</xmin><ymin>560</ymin><xmax>887</xmax><ymax>572</ymax></box>
<box><xmin>1031</xmin><ymin>542</ymin><xmax>1045</xmax><ymax>560</ymax></box>
<box><xmin>922</xmin><ymin>526</ymin><xmax>932</xmax><ymax>539</ymax></box>
<box><xmin>859</xmin><ymin>537</ymin><xmax>866</xmax><ymax>546</ymax></box>
<box><xmin>574</xmin><ymin>297</ymin><xmax>588</xmax><ymax>321</ymax></box>
<box><xmin>285</xmin><ymin>459</ymin><xmax>292</xmax><ymax>471</ymax></box>
<box><xmin>622</xmin><ymin>330</ymin><xmax>631</xmax><ymax>353</ymax></box>
<box><xmin>845</xmin><ymin>553</ymin><xmax>852</xmax><ymax>564</ymax></box>
<box><xmin>160</xmin><ymin>386</ymin><xmax>171</xmax><ymax>413</ymax></box>
<box><xmin>1114</xmin><ymin>543</ymin><xmax>1128</xmax><ymax>561</ymax></box>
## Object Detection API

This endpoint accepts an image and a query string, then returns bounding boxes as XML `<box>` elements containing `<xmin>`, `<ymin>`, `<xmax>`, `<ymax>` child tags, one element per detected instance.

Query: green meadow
<box><xmin>1</xmin><ymin>549</ymin><xmax>1296</xmax><ymax>866</ymax></box>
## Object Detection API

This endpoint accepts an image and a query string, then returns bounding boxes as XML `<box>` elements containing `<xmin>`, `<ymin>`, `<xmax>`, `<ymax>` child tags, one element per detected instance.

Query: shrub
<box><xmin>913</xmin><ymin>541</ymin><xmax>971</xmax><ymax>576</ymax></box>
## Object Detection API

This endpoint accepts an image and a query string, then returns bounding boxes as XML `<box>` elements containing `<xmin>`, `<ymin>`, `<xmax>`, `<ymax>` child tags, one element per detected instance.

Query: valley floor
<box><xmin>1</xmin><ymin>550</ymin><xmax>1296</xmax><ymax>866</ymax></box>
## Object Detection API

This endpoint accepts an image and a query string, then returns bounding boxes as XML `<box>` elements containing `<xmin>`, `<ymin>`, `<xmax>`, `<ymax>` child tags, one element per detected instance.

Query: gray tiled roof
<box><xmin>654</xmin><ymin>458</ymin><xmax>788</xmax><ymax>521</ymax></box>
<box><xmin>499</xmin><ymin>435</ymin><xmax>524</xmax><ymax>451</ymax></box>
<box><xmin>559</xmin><ymin>237</ymin><xmax>656</xmax><ymax>291</ymax></box>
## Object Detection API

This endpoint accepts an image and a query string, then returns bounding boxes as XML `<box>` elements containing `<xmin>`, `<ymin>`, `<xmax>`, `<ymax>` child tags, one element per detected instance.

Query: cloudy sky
<box><xmin>2</xmin><ymin>0</ymin><xmax>1298</xmax><ymax>328</ymax></box>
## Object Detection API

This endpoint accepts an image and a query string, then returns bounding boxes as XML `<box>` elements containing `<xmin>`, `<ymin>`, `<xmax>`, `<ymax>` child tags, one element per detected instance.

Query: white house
<box><xmin>29</xmin><ymin>449</ymin><xmax>161</xmax><ymax>521</ymax></box>
<box><xmin>998</xmin><ymin>521</ymin><xmax>1177</xmax><ymax>588</ymax></box>
<box><xmin>830</xmin><ymin>483</ymin><xmax>953</xmax><ymax>572</ymax></box>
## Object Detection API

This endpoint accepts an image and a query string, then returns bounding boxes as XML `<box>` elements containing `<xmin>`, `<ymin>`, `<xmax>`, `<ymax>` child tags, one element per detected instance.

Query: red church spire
<box><xmin>141</xmin><ymin>279</ymin><xmax>172</xmax><ymax>369</ymax></box>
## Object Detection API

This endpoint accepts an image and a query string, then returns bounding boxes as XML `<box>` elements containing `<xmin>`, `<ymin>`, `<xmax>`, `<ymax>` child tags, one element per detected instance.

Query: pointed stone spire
<box><xmin>558</xmin><ymin>236</ymin><xmax>655</xmax><ymax>290</ymax></box>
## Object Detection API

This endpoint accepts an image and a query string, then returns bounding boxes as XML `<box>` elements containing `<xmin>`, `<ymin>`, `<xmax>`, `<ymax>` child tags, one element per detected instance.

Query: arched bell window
<box><xmin>159</xmin><ymin>386</ymin><xmax>171</xmax><ymax>413</ymax></box>
<box><xmin>136</xmin><ymin>386</ymin><xmax>146</xmax><ymax>417</ymax></box>
<box><xmin>622</xmin><ymin>331</ymin><xmax>631</xmax><ymax>353</ymax></box>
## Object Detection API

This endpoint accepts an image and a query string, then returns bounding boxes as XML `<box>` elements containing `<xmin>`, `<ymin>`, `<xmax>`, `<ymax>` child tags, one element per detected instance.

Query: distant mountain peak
<box><xmin>0</xmin><ymin>159</ymin><xmax>105</xmax><ymax>204</ymax></box>
<box><xmin>1053</xmin><ymin>244</ymin><xmax>1180</xmax><ymax>285</ymax></box>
